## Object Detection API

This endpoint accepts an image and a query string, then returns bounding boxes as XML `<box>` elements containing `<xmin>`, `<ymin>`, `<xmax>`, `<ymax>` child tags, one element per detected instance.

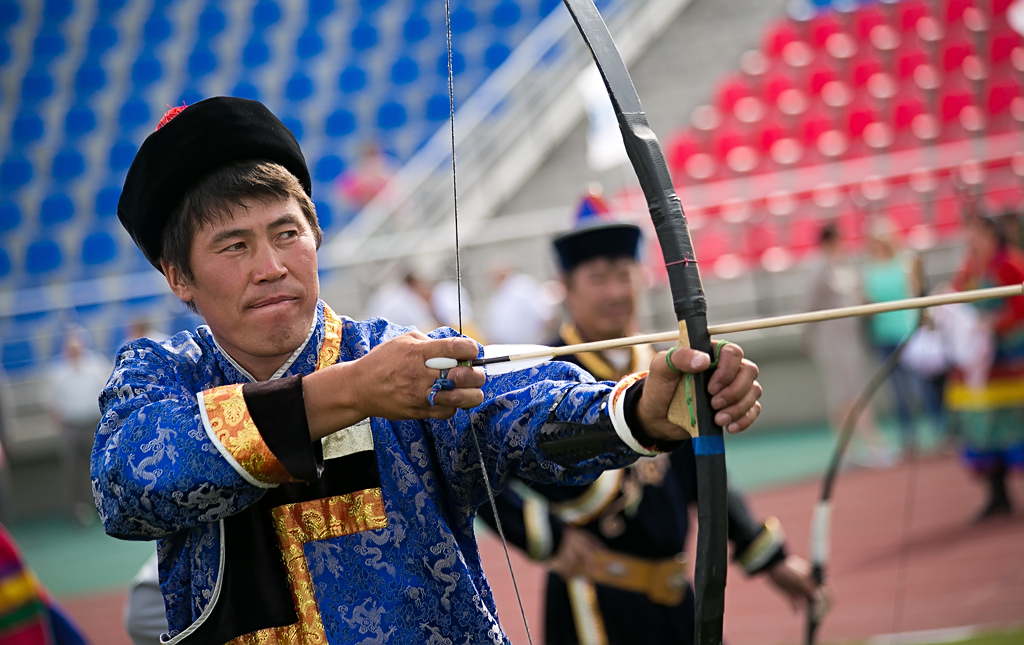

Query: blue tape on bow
<box><xmin>693</xmin><ymin>435</ymin><xmax>725</xmax><ymax>455</ymax></box>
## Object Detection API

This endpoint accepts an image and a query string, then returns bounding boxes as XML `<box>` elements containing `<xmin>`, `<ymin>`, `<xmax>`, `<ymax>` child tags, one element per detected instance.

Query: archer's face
<box><xmin>563</xmin><ymin>256</ymin><xmax>637</xmax><ymax>341</ymax></box>
<box><xmin>164</xmin><ymin>196</ymin><xmax>320</xmax><ymax>381</ymax></box>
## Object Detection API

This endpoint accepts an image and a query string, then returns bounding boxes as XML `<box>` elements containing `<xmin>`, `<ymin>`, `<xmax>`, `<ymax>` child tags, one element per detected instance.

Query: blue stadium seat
<box><xmin>0</xmin><ymin>0</ymin><xmax>20</xmax><ymax>28</ymax></box>
<box><xmin>25</xmin><ymin>238</ymin><xmax>62</xmax><ymax>275</ymax></box>
<box><xmin>338</xmin><ymin>65</ymin><xmax>366</xmax><ymax>93</ymax></box>
<box><xmin>0</xmin><ymin>247</ymin><xmax>10</xmax><ymax>280</ymax></box>
<box><xmin>1</xmin><ymin>339</ymin><xmax>35</xmax><ymax>373</ymax></box>
<box><xmin>0</xmin><ymin>40</ymin><xmax>9</xmax><ymax>67</ymax></box>
<box><xmin>86</xmin><ymin>23</ymin><xmax>117</xmax><ymax>58</ymax></box>
<box><xmin>21</xmin><ymin>68</ymin><xmax>53</xmax><ymax>103</ymax></box>
<box><xmin>281</xmin><ymin>117</ymin><xmax>303</xmax><ymax>141</ymax></box>
<box><xmin>437</xmin><ymin>50</ymin><xmax>466</xmax><ymax>76</ymax></box>
<box><xmin>243</xmin><ymin>35</ymin><xmax>270</xmax><ymax>68</ymax></box>
<box><xmin>188</xmin><ymin>45</ymin><xmax>217</xmax><ymax>78</ymax></box>
<box><xmin>40</xmin><ymin>193</ymin><xmax>74</xmax><ymax>227</ymax></box>
<box><xmin>33</xmin><ymin>29</ymin><xmax>65</xmax><ymax>62</ymax></box>
<box><xmin>313</xmin><ymin>199</ymin><xmax>333</xmax><ymax>230</ymax></box>
<box><xmin>43</xmin><ymin>0</ymin><xmax>73</xmax><ymax>24</ymax></box>
<box><xmin>377</xmin><ymin>101</ymin><xmax>407</xmax><ymax>130</ymax></box>
<box><xmin>426</xmin><ymin>94</ymin><xmax>450</xmax><ymax>122</ymax></box>
<box><xmin>403</xmin><ymin>14</ymin><xmax>430</xmax><ymax>43</ymax></box>
<box><xmin>485</xmin><ymin>42</ymin><xmax>511</xmax><ymax>70</ymax></box>
<box><xmin>10</xmin><ymin>113</ymin><xmax>44</xmax><ymax>146</ymax></box>
<box><xmin>309</xmin><ymin>0</ymin><xmax>333</xmax><ymax>20</ymax></box>
<box><xmin>286</xmin><ymin>72</ymin><xmax>313</xmax><ymax>101</ymax></box>
<box><xmin>493</xmin><ymin>0</ymin><xmax>521</xmax><ymax>28</ymax></box>
<box><xmin>0</xmin><ymin>156</ymin><xmax>32</xmax><ymax>190</ymax></box>
<box><xmin>360</xmin><ymin>0</ymin><xmax>385</xmax><ymax>12</ymax></box>
<box><xmin>314</xmin><ymin>154</ymin><xmax>344</xmax><ymax>183</ymax></box>
<box><xmin>539</xmin><ymin>0</ymin><xmax>561</xmax><ymax>16</ymax></box>
<box><xmin>325</xmin><ymin>109</ymin><xmax>356</xmax><ymax>137</ymax></box>
<box><xmin>75</xmin><ymin>63</ymin><xmax>106</xmax><ymax>96</ymax></box>
<box><xmin>253</xmin><ymin>0</ymin><xmax>281</xmax><ymax>29</ymax></box>
<box><xmin>94</xmin><ymin>186</ymin><xmax>120</xmax><ymax>218</ymax></box>
<box><xmin>177</xmin><ymin>88</ymin><xmax>203</xmax><ymax>105</ymax></box>
<box><xmin>297</xmin><ymin>26</ymin><xmax>323</xmax><ymax>59</ymax></box>
<box><xmin>391</xmin><ymin>56</ymin><xmax>419</xmax><ymax>85</ymax></box>
<box><xmin>96</xmin><ymin>0</ymin><xmax>125</xmax><ymax>19</ymax></box>
<box><xmin>109</xmin><ymin>140</ymin><xmax>137</xmax><ymax>173</ymax></box>
<box><xmin>81</xmin><ymin>230</ymin><xmax>117</xmax><ymax>266</ymax></box>
<box><xmin>132</xmin><ymin>55</ymin><xmax>162</xmax><ymax>88</ymax></box>
<box><xmin>52</xmin><ymin>149</ymin><xmax>85</xmax><ymax>182</ymax></box>
<box><xmin>450</xmin><ymin>7</ymin><xmax>476</xmax><ymax>34</ymax></box>
<box><xmin>0</xmin><ymin>201</ymin><xmax>20</xmax><ymax>232</ymax></box>
<box><xmin>351</xmin><ymin>21</ymin><xmax>377</xmax><ymax>51</ymax></box>
<box><xmin>198</xmin><ymin>5</ymin><xmax>226</xmax><ymax>37</ymax></box>
<box><xmin>65</xmin><ymin>104</ymin><xmax>96</xmax><ymax>137</ymax></box>
<box><xmin>120</xmin><ymin>97</ymin><xmax>150</xmax><ymax>129</ymax></box>
<box><xmin>144</xmin><ymin>12</ymin><xmax>172</xmax><ymax>45</ymax></box>
<box><xmin>232</xmin><ymin>81</ymin><xmax>260</xmax><ymax>101</ymax></box>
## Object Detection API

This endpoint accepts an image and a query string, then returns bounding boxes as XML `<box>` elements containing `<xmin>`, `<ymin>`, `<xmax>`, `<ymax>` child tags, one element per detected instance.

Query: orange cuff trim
<box><xmin>200</xmin><ymin>384</ymin><xmax>298</xmax><ymax>487</ymax></box>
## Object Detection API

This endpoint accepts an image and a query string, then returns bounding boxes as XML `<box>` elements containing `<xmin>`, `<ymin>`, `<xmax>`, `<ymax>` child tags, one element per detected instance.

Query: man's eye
<box><xmin>223</xmin><ymin>242</ymin><xmax>246</xmax><ymax>252</ymax></box>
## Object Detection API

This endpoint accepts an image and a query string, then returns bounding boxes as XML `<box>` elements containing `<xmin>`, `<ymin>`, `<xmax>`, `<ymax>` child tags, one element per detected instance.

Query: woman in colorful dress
<box><xmin>947</xmin><ymin>213</ymin><xmax>1024</xmax><ymax>520</ymax></box>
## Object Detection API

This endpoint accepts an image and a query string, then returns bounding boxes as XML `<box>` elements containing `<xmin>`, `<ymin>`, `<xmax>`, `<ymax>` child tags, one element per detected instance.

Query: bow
<box><xmin>560</xmin><ymin>0</ymin><xmax>727</xmax><ymax>642</ymax></box>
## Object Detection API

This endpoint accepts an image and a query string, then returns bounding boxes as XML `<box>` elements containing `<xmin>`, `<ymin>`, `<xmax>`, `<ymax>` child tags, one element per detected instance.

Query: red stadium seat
<box><xmin>715</xmin><ymin>73</ymin><xmax>753</xmax><ymax>113</ymax></box>
<box><xmin>988</xmin><ymin>80</ymin><xmax>1020</xmax><ymax>115</ymax></box>
<box><xmin>941</xmin><ymin>39</ymin><xmax>974</xmax><ymax>72</ymax></box>
<box><xmin>894</xmin><ymin>96</ymin><xmax>926</xmax><ymax>130</ymax></box>
<box><xmin>939</xmin><ymin>86</ymin><xmax>973</xmax><ymax>122</ymax></box>
<box><xmin>992</xmin><ymin>0</ymin><xmax>1013</xmax><ymax>14</ymax></box>
<box><xmin>847</xmin><ymin>102</ymin><xmax>878</xmax><ymax>138</ymax></box>
<box><xmin>764</xmin><ymin>20</ymin><xmax>800</xmax><ymax>58</ymax></box>
<box><xmin>667</xmin><ymin>131</ymin><xmax>700</xmax><ymax>175</ymax></box>
<box><xmin>898</xmin><ymin>0</ymin><xmax>930</xmax><ymax>33</ymax></box>
<box><xmin>807</xmin><ymin>62</ymin><xmax>838</xmax><ymax>94</ymax></box>
<box><xmin>943</xmin><ymin>0</ymin><xmax>972</xmax><ymax>25</ymax></box>
<box><xmin>763</xmin><ymin>71</ymin><xmax>796</xmax><ymax>104</ymax></box>
<box><xmin>851</xmin><ymin>56</ymin><xmax>883</xmax><ymax>87</ymax></box>
<box><xmin>810</xmin><ymin>14</ymin><xmax>842</xmax><ymax>49</ymax></box>
<box><xmin>990</xmin><ymin>29</ymin><xmax>1023</xmax><ymax>65</ymax></box>
<box><xmin>855</xmin><ymin>5</ymin><xmax>887</xmax><ymax>41</ymax></box>
<box><xmin>897</xmin><ymin>47</ymin><xmax>928</xmax><ymax>80</ymax></box>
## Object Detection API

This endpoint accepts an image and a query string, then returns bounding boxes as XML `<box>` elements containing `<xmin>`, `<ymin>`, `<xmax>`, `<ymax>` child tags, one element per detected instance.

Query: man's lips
<box><xmin>248</xmin><ymin>294</ymin><xmax>300</xmax><ymax>309</ymax></box>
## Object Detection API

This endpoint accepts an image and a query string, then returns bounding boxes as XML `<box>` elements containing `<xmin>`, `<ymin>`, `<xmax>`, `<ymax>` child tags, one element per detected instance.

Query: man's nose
<box><xmin>252</xmin><ymin>245</ymin><xmax>287</xmax><ymax>282</ymax></box>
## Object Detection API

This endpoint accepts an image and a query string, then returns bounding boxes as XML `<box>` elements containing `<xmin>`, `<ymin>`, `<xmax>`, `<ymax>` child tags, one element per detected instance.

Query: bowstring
<box><xmin>445</xmin><ymin>2</ymin><xmax>533</xmax><ymax>642</ymax></box>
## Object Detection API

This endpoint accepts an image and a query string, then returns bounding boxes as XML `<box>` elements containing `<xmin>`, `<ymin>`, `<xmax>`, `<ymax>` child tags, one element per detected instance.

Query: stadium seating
<box><xmin>0</xmin><ymin>0</ymin><xmax>559</xmax><ymax>374</ymax></box>
<box><xmin>658</xmin><ymin>0</ymin><xmax>1024</xmax><ymax>280</ymax></box>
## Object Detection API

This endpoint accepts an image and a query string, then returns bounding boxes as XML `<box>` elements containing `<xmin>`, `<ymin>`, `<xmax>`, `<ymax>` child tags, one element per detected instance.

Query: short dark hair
<box><xmin>161</xmin><ymin>160</ymin><xmax>322</xmax><ymax>312</ymax></box>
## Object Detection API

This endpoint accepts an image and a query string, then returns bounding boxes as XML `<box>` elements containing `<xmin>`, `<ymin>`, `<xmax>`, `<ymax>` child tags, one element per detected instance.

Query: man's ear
<box><xmin>162</xmin><ymin>260</ymin><xmax>194</xmax><ymax>305</ymax></box>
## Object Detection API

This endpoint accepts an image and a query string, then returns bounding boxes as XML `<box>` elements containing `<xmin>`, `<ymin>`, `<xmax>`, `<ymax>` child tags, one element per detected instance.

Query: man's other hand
<box><xmin>637</xmin><ymin>342</ymin><xmax>761</xmax><ymax>442</ymax></box>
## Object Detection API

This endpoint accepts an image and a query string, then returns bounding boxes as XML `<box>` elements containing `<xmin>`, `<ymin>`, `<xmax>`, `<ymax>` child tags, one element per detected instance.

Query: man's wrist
<box><xmin>608</xmin><ymin>374</ymin><xmax>685</xmax><ymax>455</ymax></box>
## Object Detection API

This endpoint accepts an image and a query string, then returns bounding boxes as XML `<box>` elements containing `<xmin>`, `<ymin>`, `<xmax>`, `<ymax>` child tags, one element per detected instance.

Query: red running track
<box><xmin>57</xmin><ymin>454</ymin><xmax>1024</xmax><ymax>644</ymax></box>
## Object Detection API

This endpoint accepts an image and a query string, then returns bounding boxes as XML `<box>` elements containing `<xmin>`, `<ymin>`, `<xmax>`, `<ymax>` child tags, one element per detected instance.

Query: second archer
<box><xmin>478</xmin><ymin>193</ymin><xmax>822</xmax><ymax>644</ymax></box>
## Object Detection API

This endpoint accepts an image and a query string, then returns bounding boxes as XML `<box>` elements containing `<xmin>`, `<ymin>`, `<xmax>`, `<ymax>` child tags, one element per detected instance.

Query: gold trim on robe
<box><xmin>226</xmin><ymin>490</ymin><xmax>389</xmax><ymax>644</ymax></box>
<box><xmin>202</xmin><ymin>384</ymin><xmax>298</xmax><ymax>486</ymax></box>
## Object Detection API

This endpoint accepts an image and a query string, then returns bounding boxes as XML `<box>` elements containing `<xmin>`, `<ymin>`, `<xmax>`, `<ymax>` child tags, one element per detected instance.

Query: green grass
<box><xmin>8</xmin><ymin>517</ymin><xmax>153</xmax><ymax>597</ymax></box>
<box><xmin>946</xmin><ymin>627</ymin><xmax>1024</xmax><ymax>644</ymax></box>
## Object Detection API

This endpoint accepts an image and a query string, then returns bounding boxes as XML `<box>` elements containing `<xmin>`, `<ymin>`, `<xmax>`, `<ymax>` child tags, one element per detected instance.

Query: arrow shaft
<box><xmin>476</xmin><ymin>283</ymin><xmax>1023</xmax><ymax>366</ymax></box>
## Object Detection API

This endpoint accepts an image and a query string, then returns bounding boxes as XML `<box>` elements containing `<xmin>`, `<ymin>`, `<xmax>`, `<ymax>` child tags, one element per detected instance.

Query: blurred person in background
<box><xmin>804</xmin><ymin>222</ymin><xmax>897</xmax><ymax>467</ymax></box>
<box><xmin>861</xmin><ymin>220</ymin><xmax>927</xmax><ymax>452</ymax></box>
<box><xmin>946</xmin><ymin>212</ymin><xmax>1024</xmax><ymax>521</ymax></box>
<box><xmin>0</xmin><ymin>523</ymin><xmax>86</xmax><ymax>644</ymax></box>
<box><xmin>484</xmin><ymin>259</ymin><xmax>559</xmax><ymax>345</ymax></box>
<box><xmin>45</xmin><ymin>327</ymin><xmax>110</xmax><ymax>526</ymax></box>
<box><xmin>336</xmin><ymin>141</ymin><xmax>397</xmax><ymax>212</ymax></box>
<box><xmin>478</xmin><ymin>203</ymin><xmax>817</xmax><ymax>644</ymax></box>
